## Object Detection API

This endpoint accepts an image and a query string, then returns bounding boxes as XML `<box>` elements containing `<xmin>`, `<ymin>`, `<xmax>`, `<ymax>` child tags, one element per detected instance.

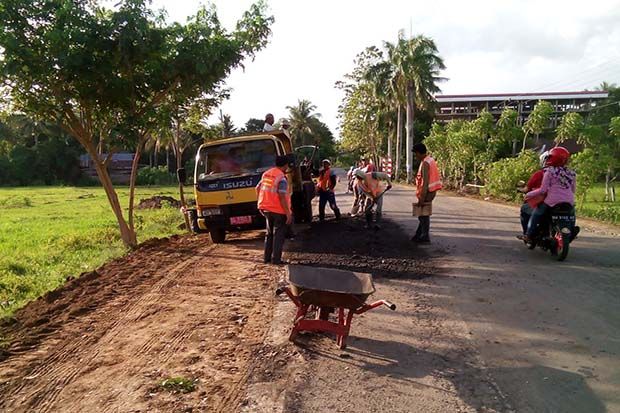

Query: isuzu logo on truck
<box><xmin>198</xmin><ymin>175</ymin><xmax>260</xmax><ymax>192</ymax></box>
<box><xmin>223</xmin><ymin>178</ymin><xmax>255</xmax><ymax>190</ymax></box>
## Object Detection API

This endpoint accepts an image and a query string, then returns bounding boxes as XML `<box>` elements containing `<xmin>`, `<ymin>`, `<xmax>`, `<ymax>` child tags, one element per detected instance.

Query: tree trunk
<box><xmin>406</xmin><ymin>85</ymin><xmax>415</xmax><ymax>183</ymax></box>
<box><xmin>92</xmin><ymin>154</ymin><xmax>137</xmax><ymax>248</ymax></box>
<box><xmin>174</xmin><ymin>125</ymin><xmax>192</xmax><ymax>232</ymax></box>
<box><xmin>387</xmin><ymin>123</ymin><xmax>393</xmax><ymax>164</ymax></box>
<box><xmin>395</xmin><ymin>105</ymin><xmax>402</xmax><ymax>180</ymax></box>
<box><xmin>166</xmin><ymin>146</ymin><xmax>171</xmax><ymax>172</ymax></box>
<box><xmin>521</xmin><ymin>131</ymin><xmax>529</xmax><ymax>153</ymax></box>
<box><xmin>128</xmin><ymin>139</ymin><xmax>146</xmax><ymax>234</ymax></box>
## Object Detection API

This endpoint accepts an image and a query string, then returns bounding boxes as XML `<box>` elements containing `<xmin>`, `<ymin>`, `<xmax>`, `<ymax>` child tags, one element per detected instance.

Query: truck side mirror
<box><xmin>176</xmin><ymin>168</ymin><xmax>187</xmax><ymax>185</ymax></box>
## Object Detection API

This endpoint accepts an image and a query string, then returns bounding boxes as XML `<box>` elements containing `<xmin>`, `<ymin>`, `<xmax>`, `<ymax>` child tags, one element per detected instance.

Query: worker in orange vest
<box><xmin>256</xmin><ymin>156</ymin><xmax>292</xmax><ymax>264</ymax></box>
<box><xmin>411</xmin><ymin>143</ymin><xmax>442</xmax><ymax>243</ymax></box>
<box><xmin>316</xmin><ymin>159</ymin><xmax>341</xmax><ymax>222</ymax></box>
<box><xmin>354</xmin><ymin>169</ymin><xmax>392</xmax><ymax>227</ymax></box>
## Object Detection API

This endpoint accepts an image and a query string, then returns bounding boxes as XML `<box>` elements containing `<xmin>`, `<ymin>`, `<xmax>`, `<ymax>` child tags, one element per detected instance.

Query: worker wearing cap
<box><xmin>316</xmin><ymin>159</ymin><xmax>341</xmax><ymax>222</ymax></box>
<box><xmin>354</xmin><ymin>169</ymin><xmax>392</xmax><ymax>226</ymax></box>
<box><xmin>256</xmin><ymin>155</ymin><xmax>292</xmax><ymax>264</ymax></box>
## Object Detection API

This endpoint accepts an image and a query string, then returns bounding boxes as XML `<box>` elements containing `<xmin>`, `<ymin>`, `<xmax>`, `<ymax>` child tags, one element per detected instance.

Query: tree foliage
<box><xmin>336</xmin><ymin>36</ymin><xmax>445</xmax><ymax>178</ymax></box>
<box><xmin>0</xmin><ymin>0</ymin><xmax>274</xmax><ymax>246</ymax></box>
<box><xmin>286</xmin><ymin>99</ymin><xmax>321</xmax><ymax>145</ymax></box>
<box><xmin>555</xmin><ymin>112</ymin><xmax>584</xmax><ymax>144</ymax></box>
<box><xmin>522</xmin><ymin>100</ymin><xmax>553</xmax><ymax>151</ymax></box>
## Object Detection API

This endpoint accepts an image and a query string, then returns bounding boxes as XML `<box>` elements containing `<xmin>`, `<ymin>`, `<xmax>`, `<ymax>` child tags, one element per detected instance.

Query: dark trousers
<box><xmin>318</xmin><ymin>190</ymin><xmax>341</xmax><ymax>221</ymax></box>
<box><xmin>414</xmin><ymin>216</ymin><xmax>431</xmax><ymax>240</ymax></box>
<box><xmin>264</xmin><ymin>211</ymin><xmax>287</xmax><ymax>263</ymax></box>
<box><xmin>520</xmin><ymin>203</ymin><xmax>533</xmax><ymax>234</ymax></box>
<box><xmin>526</xmin><ymin>203</ymin><xmax>549</xmax><ymax>238</ymax></box>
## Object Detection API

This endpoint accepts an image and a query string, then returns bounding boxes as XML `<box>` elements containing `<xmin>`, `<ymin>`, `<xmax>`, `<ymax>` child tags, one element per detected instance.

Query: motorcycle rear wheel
<box><xmin>553</xmin><ymin>232</ymin><xmax>570</xmax><ymax>261</ymax></box>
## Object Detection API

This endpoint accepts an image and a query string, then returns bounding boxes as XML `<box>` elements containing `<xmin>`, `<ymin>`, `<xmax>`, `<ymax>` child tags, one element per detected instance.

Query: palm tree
<box><xmin>596</xmin><ymin>81</ymin><xmax>618</xmax><ymax>92</ymax></box>
<box><xmin>389</xmin><ymin>33</ymin><xmax>446</xmax><ymax>182</ymax></box>
<box><xmin>286</xmin><ymin>99</ymin><xmax>321</xmax><ymax>145</ymax></box>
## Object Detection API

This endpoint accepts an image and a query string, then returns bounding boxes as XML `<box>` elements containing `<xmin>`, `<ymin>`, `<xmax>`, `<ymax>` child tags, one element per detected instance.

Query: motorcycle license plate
<box><xmin>230</xmin><ymin>216</ymin><xmax>252</xmax><ymax>225</ymax></box>
<box><xmin>552</xmin><ymin>215</ymin><xmax>575</xmax><ymax>223</ymax></box>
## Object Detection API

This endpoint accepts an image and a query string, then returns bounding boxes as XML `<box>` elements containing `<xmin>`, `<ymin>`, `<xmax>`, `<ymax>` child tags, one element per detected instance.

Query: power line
<box><xmin>531</xmin><ymin>56</ymin><xmax>620</xmax><ymax>92</ymax></box>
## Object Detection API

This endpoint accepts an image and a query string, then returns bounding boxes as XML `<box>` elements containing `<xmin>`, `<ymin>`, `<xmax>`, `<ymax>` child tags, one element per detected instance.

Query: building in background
<box><xmin>79</xmin><ymin>152</ymin><xmax>134</xmax><ymax>184</ymax></box>
<box><xmin>435</xmin><ymin>91</ymin><xmax>609</xmax><ymax>127</ymax></box>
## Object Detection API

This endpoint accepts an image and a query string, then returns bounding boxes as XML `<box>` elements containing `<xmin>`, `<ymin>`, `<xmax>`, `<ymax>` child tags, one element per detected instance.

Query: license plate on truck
<box><xmin>230</xmin><ymin>216</ymin><xmax>252</xmax><ymax>225</ymax></box>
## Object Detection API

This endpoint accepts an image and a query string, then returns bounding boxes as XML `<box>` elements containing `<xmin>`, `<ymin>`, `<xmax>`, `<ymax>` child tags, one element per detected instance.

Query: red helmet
<box><xmin>546</xmin><ymin>146</ymin><xmax>570</xmax><ymax>167</ymax></box>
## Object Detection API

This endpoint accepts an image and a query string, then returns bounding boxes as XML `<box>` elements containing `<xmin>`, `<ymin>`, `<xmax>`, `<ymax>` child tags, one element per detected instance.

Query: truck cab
<box><xmin>191</xmin><ymin>131</ymin><xmax>302</xmax><ymax>243</ymax></box>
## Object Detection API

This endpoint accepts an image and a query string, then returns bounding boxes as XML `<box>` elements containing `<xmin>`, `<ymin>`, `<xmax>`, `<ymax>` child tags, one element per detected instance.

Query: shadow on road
<box><xmin>298</xmin><ymin>334</ymin><xmax>606</xmax><ymax>413</ymax></box>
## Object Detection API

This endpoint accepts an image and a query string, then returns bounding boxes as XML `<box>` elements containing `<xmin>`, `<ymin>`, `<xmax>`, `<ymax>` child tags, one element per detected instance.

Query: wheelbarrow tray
<box><xmin>286</xmin><ymin>265</ymin><xmax>376</xmax><ymax>309</ymax></box>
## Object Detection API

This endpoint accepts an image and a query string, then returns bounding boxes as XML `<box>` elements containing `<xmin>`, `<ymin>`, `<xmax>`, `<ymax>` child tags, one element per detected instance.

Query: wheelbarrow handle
<box><xmin>382</xmin><ymin>300</ymin><xmax>396</xmax><ymax>311</ymax></box>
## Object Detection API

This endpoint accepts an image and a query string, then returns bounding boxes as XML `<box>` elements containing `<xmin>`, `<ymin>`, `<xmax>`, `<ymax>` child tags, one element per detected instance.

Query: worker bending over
<box><xmin>256</xmin><ymin>155</ymin><xmax>292</xmax><ymax>264</ymax></box>
<box><xmin>316</xmin><ymin>159</ymin><xmax>341</xmax><ymax>222</ymax></box>
<box><xmin>354</xmin><ymin>169</ymin><xmax>392</xmax><ymax>227</ymax></box>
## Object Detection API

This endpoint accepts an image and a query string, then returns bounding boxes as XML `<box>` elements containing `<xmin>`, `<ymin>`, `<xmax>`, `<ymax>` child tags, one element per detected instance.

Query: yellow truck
<box><xmin>182</xmin><ymin>131</ymin><xmax>317</xmax><ymax>243</ymax></box>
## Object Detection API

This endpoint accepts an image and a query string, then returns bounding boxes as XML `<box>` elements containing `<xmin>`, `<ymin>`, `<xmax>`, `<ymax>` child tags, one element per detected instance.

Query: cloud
<box><xmin>150</xmin><ymin>0</ymin><xmax>620</xmax><ymax>136</ymax></box>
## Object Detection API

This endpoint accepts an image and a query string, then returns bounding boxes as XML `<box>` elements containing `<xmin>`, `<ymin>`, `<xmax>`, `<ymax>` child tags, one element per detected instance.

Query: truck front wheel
<box><xmin>210</xmin><ymin>228</ymin><xmax>226</xmax><ymax>243</ymax></box>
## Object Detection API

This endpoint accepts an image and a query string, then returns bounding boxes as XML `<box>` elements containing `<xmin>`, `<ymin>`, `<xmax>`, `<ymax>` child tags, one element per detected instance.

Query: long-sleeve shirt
<box><xmin>526</xmin><ymin>166</ymin><xmax>576</xmax><ymax>207</ymax></box>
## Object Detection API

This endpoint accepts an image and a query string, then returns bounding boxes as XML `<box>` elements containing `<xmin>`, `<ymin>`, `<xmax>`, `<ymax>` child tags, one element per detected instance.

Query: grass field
<box><xmin>0</xmin><ymin>186</ymin><xmax>192</xmax><ymax>319</ymax></box>
<box><xmin>578</xmin><ymin>183</ymin><xmax>620</xmax><ymax>224</ymax></box>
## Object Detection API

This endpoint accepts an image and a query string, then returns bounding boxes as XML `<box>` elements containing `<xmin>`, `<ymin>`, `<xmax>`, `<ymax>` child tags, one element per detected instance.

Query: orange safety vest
<box><xmin>358</xmin><ymin>172</ymin><xmax>381</xmax><ymax>198</ymax></box>
<box><xmin>257</xmin><ymin>167</ymin><xmax>287</xmax><ymax>214</ymax></box>
<box><xmin>416</xmin><ymin>156</ymin><xmax>442</xmax><ymax>198</ymax></box>
<box><xmin>317</xmin><ymin>167</ymin><xmax>333</xmax><ymax>191</ymax></box>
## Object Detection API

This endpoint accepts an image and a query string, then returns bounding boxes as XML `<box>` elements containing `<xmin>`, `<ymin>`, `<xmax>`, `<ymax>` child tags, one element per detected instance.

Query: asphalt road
<box><xmin>292</xmin><ymin>174</ymin><xmax>619</xmax><ymax>412</ymax></box>
<box><xmin>382</xmin><ymin>185</ymin><xmax>620</xmax><ymax>412</ymax></box>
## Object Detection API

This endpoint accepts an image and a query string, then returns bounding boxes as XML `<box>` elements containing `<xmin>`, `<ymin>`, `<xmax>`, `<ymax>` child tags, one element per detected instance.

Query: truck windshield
<box><xmin>196</xmin><ymin>139</ymin><xmax>277</xmax><ymax>181</ymax></box>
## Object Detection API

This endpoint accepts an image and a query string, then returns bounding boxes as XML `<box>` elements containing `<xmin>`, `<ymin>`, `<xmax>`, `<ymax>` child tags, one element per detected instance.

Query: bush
<box><xmin>592</xmin><ymin>205</ymin><xmax>620</xmax><ymax>224</ymax></box>
<box><xmin>136</xmin><ymin>166</ymin><xmax>176</xmax><ymax>185</ymax></box>
<box><xmin>484</xmin><ymin>150</ymin><xmax>539</xmax><ymax>202</ymax></box>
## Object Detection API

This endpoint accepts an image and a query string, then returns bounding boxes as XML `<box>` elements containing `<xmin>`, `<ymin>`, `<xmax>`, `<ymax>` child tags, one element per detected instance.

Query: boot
<box><xmin>334</xmin><ymin>208</ymin><xmax>341</xmax><ymax>220</ymax></box>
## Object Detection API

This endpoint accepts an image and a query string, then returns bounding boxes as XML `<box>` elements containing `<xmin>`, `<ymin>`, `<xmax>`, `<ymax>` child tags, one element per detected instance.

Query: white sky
<box><xmin>151</xmin><ymin>0</ymin><xmax>620</xmax><ymax>138</ymax></box>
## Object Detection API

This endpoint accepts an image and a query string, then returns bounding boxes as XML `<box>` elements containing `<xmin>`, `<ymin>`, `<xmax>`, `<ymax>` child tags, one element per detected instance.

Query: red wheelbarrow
<box><xmin>276</xmin><ymin>265</ymin><xmax>396</xmax><ymax>349</ymax></box>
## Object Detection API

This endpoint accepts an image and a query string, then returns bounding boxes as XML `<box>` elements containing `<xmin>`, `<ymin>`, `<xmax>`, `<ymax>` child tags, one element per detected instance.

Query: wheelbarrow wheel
<box><xmin>317</xmin><ymin>306</ymin><xmax>332</xmax><ymax>321</ymax></box>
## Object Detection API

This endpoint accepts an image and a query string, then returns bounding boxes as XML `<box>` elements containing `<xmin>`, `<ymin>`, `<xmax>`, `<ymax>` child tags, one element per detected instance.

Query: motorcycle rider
<box><xmin>519</xmin><ymin>147</ymin><xmax>577</xmax><ymax>243</ymax></box>
<box><xmin>518</xmin><ymin>151</ymin><xmax>548</xmax><ymax>235</ymax></box>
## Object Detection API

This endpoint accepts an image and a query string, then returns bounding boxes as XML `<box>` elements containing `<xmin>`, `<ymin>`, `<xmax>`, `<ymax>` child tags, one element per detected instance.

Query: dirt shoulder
<box><xmin>0</xmin><ymin>233</ymin><xmax>285</xmax><ymax>412</ymax></box>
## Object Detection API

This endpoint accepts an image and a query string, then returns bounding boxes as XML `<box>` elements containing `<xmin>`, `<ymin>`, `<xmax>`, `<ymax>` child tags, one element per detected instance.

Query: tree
<box><xmin>495</xmin><ymin>108</ymin><xmax>523</xmax><ymax>158</ymax></box>
<box><xmin>596</xmin><ymin>82</ymin><xmax>618</xmax><ymax>91</ymax></box>
<box><xmin>603</xmin><ymin>117</ymin><xmax>620</xmax><ymax>201</ymax></box>
<box><xmin>243</xmin><ymin>118</ymin><xmax>264</xmax><ymax>134</ymax></box>
<box><xmin>286</xmin><ymin>99</ymin><xmax>321</xmax><ymax>145</ymax></box>
<box><xmin>555</xmin><ymin>112</ymin><xmax>585</xmax><ymax>144</ymax></box>
<box><xmin>388</xmin><ymin>33</ymin><xmax>446</xmax><ymax>182</ymax></box>
<box><xmin>0</xmin><ymin>0</ymin><xmax>273</xmax><ymax>247</ymax></box>
<box><xmin>220</xmin><ymin>114</ymin><xmax>237</xmax><ymax>137</ymax></box>
<box><xmin>522</xmin><ymin>100</ymin><xmax>553</xmax><ymax>151</ymax></box>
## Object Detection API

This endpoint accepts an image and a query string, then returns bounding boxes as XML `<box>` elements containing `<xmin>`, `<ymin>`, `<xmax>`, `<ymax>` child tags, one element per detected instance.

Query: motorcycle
<box><xmin>522</xmin><ymin>202</ymin><xmax>579</xmax><ymax>261</ymax></box>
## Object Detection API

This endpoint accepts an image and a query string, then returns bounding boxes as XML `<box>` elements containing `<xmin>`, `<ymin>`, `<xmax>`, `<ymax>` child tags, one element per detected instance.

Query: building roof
<box><xmin>435</xmin><ymin>91</ymin><xmax>609</xmax><ymax>103</ymax></box>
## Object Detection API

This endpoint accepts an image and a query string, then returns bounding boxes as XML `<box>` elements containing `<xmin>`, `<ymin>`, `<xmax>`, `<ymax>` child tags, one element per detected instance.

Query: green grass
<box><xmin>578</xmin><ymin>183</ymin><xmax>620</xmax><ymax>225</ymax></box>
<box><xmin>0</xmin><ymin>185</ymin><xmax>192</xmax><ymax>318</ymax></box>
<box><xmin>158</xmin><ymin>376</ymin><xmax>197</xmax><ymax>393</ymax></box>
